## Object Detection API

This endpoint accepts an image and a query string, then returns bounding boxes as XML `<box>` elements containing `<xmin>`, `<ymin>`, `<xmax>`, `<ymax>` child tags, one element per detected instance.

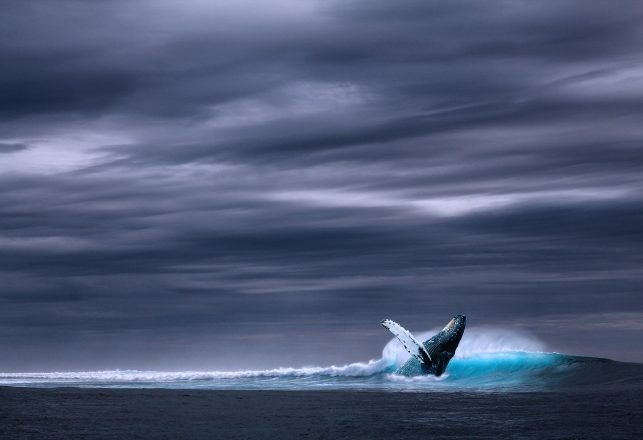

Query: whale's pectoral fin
<box><xmin>381</xmin><ymin>319</ymin><xmax>432</xmax><ymax>364</ymax></box>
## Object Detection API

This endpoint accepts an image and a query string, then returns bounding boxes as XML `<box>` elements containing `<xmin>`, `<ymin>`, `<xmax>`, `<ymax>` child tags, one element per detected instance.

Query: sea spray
<box><xmin>382</xmin><ymin>326</ymin><xmax>546</xmax><ymax>368</ymax></box>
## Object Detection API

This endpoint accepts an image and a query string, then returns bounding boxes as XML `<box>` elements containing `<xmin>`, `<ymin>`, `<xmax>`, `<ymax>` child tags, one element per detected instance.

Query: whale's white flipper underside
<box><xmin>381</xmin><ymin>319</ymin><xmax>432</xmax><ymax>364</ymax></box>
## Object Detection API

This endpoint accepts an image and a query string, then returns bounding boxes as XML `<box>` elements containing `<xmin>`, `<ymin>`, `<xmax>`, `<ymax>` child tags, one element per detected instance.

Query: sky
<box><xmin>1</xmin><ymin>0</ymin><xmax>642</xmax><ymax>371</ymax></box>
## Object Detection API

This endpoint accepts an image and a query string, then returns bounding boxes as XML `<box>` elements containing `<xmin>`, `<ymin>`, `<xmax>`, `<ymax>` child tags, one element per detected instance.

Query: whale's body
<box><xmin>382</xmin><ymin>315</ymin><xmax>466</xmax><ymax>376</ymax></box>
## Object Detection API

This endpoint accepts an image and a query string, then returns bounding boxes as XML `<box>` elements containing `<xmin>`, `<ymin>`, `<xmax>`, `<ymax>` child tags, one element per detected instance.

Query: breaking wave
<box><xmin>1</xmin><ymin>328</ymin><xmax>641</xmax><ymax>391</ymax></box>
<box><xmin>0</xmin><ymin>357</ymin><xmax>394</xmax><ymax>383</ymax></box>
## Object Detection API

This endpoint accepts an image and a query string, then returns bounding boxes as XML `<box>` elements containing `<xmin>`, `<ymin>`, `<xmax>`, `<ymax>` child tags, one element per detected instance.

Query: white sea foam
<box><xmin>0</xmin><ymin>357</ymin><xmax>395</xmax><ymax>385</ymax></box>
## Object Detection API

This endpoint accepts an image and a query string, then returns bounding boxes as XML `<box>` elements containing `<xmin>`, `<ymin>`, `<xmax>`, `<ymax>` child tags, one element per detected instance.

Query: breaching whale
<box><xmin>382</xmin><ymin>315</ymin><xmax>466</xmax><ymax>376</ymax></box>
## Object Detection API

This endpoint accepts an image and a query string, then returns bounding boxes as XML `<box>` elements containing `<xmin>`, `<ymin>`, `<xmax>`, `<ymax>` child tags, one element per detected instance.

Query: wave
<box><xmin>1</xmin><ymin>328</ymin><xmax>641</xmax><ymax>391</ymax></box>
<box><xmin>2</xmin><ymin>353</ymin><xmax>640</xmax><ymax>391</ymax></box>
<box><xmin>0</xmin><ymin>357</ymin><xmax>395</xmax><ymax>383</ymax></box>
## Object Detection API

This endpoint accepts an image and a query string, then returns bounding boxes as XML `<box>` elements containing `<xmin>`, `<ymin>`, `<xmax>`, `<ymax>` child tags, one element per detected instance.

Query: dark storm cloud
<box><xmin>1</xmin><ymin>0</ymin><xmax>642</xmax><ymax>370</ymax></box>
<box><xmin>0</xmin><ymin>143</ymin><xmax>28</xmax><ymax>153</ymax></box>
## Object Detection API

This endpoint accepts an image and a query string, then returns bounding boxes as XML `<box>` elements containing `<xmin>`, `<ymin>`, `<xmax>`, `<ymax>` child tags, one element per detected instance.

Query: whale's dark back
<box><xmin>396</xmin><ymin>315</ymin><xmax>466</xmax><ymax>376</ymax></box>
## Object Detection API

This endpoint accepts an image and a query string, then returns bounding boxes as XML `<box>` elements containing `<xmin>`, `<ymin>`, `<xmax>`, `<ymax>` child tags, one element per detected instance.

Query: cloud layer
<box><xmin>1</xmin><ymin>0</ymin><xmax>642</xmax><ymax>369</ymax></box>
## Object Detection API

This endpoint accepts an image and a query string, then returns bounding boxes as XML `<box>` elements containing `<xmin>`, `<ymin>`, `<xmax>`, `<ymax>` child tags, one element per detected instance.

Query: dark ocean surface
<box><xmin>1</xmin><ymin>387</ymin><xmax>642</xmax><ymax>439</ymax></box>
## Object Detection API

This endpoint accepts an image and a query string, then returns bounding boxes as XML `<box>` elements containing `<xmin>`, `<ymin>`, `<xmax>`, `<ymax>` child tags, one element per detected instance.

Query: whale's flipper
<box><xmin>381</xmin><ymin>319</ymin><xmax>432</xmax><ymax>364</ymax></box>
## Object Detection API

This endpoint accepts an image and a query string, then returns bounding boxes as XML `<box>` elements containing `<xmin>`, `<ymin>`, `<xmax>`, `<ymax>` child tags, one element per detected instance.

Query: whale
<box><xmin>382</xmin><ymin>315</ymin><xmax>466</xmax><ymax>376</ymax></box>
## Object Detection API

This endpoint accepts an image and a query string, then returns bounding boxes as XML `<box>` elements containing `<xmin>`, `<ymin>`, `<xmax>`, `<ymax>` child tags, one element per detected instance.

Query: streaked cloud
<box><xmin>0</xmin><ymin>0</ymin><xmax>642</xmax><ymax>369</ymax></box>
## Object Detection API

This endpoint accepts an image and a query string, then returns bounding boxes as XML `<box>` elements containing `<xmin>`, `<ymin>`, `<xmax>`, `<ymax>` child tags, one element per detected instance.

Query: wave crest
<box><xmin>0</xmin><ymin>358</ymin><xmax>395</xmax><ymax>385</ymax></box>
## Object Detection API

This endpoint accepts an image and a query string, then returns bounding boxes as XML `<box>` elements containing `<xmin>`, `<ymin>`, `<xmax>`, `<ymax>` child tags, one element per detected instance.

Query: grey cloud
<box><xmin>0</xmin><ymin>0</ymin><xmax>642</xmax><ymax>370</ymax></box>
<box><xmin>0</xmin><ymin>143</ymin><xmax>28</xmax><ymax>153</ymax></box>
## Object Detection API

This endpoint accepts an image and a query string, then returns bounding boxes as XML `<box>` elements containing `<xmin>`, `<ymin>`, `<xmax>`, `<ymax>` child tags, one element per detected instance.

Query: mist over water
<box><xmin>1</xmin><ymin>328</ymin><xmax>641</xmax><ymax>392</ymax></box>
